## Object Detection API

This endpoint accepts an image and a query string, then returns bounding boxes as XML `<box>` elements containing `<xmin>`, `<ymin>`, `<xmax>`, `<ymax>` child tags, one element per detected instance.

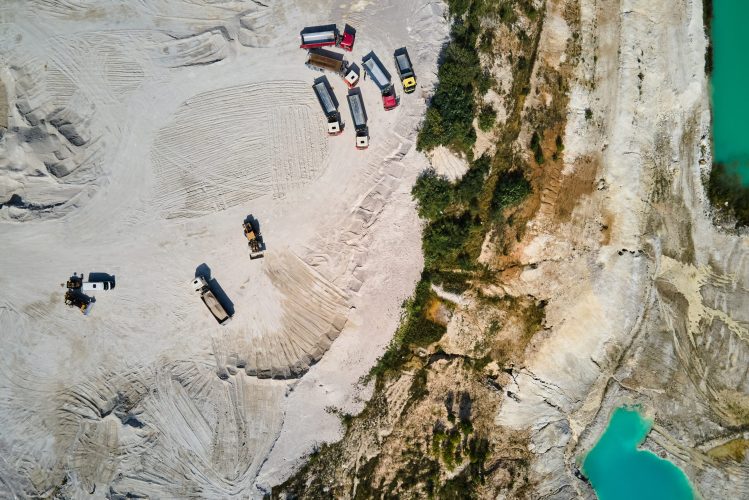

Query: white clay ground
<box><xmin>0</xmin><ymin>0</ymin><xmax>448</xmax><ymax>496</ymax></box>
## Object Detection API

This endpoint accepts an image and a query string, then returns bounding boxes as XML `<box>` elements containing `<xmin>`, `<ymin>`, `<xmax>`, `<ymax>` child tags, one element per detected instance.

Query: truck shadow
<box><xmin>194</xmin><ymin>263</ymin><xmax>235</xmax><ymax>317</ymax></box>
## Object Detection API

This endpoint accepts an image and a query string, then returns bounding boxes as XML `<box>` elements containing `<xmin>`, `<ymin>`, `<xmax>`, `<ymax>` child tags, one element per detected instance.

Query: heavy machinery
<box><xmin>66</xmin><ymin>275</ymin><xmax>82</xmax><ymax>290</ymax></box>
<box><xmin>243</xmin><ymin>218</ymin><xmax>265</xmax><ymax>259</ymax></box>
<box><xmin>64</xmin><ymin>290</ymin><xmax>92</xmax><ymax>314</ymax></box>
<box><xmin>313</xmin><ymin>76</ymin><xmax>343</xmax><ymax>135</ymax></box>
<box><xmin>192</xmin><ymin>276</ymin><xmax>231</xmax><ymax>324</ymax></box>
<box><xmin>299</xmin><ymin>24</ymin><xmax>356</xmax><ymax>51</ymax></box>
<box><xmin>306</xmin><ymin>48</ymin><xmax>359</xmax><ymax>87</ymax></box>
<box><xmin>64</xmin><ymin>274</ymin><xmax>92</xmax><ymax>315</ymax></box>
<box><xmin>347</xmin><ymin>89</ymin><xmax>369</xmax><ymax>149</ymax></box>
<box><xmin>362</xmin><ymin>51</ymin><xmax>398</xmax><ymax>110</ymax></box>
<box><xmin>394</xmin><ymin>47</ymin><xmax>417</xmax><ymax>93</ymax></box>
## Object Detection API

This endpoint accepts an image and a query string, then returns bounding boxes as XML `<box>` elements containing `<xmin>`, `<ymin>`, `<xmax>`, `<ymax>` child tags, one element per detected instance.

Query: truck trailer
<box><xmin>362</xmin><ymin>52</ymin><xmax>398</xmax><ymax>110</ymax></box>
<box><xmin>307</xmin><ymin>48</ymin><xmax>359</xmax><ymax>87</ymax></box>
<box><xmin>299</xmin><ymin>25</ymin><xmax>338</xmax><ymax>49</ymax></box>
<box><xmin>313</xmin><ymin>76</ymin><xmax>343</xmax><ymax>135</ymax></box>
<box><xmin>394</xmin><ymin>47</ymin><xmax>417</xmax><ymax>93</ymax></box>
<box><xmin>192</xmin><ymin>276</ymin><xmax>230</xmax><ymax>325</ymax></box>
<box><xmin>299</xmin><ymin>24</ymin><xmax>356</xmax><ymax>51</ymax></box>
<box><xmin>347</xmin><ymin>89</ymin><xmax>369</xmax><ymax>149</ymax></box>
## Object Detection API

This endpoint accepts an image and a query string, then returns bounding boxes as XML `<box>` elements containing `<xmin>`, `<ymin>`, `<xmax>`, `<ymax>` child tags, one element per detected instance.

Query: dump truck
<box><xmin>347</xmin><ymin>89</ymin><xmax>369</xmax><ymax>149</ymax></box>
<box><xmin>299</xmin><ymin>24</ymin><xmax>356</xmax><ymax>51</ymax></box>
<box><xmin>243</xmin><ymin>219</ymin><xmax>265</xmax><ymax>259</ymax></box>
<box><xmin>362</xmin><ymin>52</ymin><xmax>398</xmax><ymax>110</ymax></box>
<box><xmin>306</xmin><ymin>49</ymin><xmax>359</xmax><ymax>87</ymax></box>
<box><xmin>312</xmin><ymin>76</ymin><xmax>343</xmax><ymax>135</ymax></box>
<box><xmin>192</xmin><ymin>276</ymin><xmax>230</xmax><ymax>324</ymax></box>
<box><xmin>394</xmin><ymin>47</ymin><xmax>416</xmax><ymax>93</ymax></box>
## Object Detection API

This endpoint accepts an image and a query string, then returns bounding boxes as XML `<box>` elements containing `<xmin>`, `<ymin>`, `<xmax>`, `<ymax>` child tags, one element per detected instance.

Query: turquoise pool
<box><xmin>711</xmin><ymin>0</ymin><xmax>749</xmax><ymax>185</ymax></box>
<box><xmin>582</xmin><ymin>406</ymin><xmax>696</xmax><ymax>500</ymax></box>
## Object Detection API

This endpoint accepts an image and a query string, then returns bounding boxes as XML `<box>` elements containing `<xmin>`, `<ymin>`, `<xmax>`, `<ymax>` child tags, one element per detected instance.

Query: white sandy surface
<box><xmin>0</xmin><ymin>0</ymin><xmax>448</xmax><ymax>497</ymax></box>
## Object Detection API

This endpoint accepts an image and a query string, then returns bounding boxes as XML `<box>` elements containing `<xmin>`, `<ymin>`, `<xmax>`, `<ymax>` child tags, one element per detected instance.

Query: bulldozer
<box><xmin>243</xmin><ymin>218</ymin><xmax>265</xmax><ymax>259</ymax></box>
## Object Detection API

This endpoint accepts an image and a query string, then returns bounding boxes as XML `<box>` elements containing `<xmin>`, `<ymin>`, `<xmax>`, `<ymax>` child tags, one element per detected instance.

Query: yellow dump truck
<box><xmin>394</xmin><ymin>47</ymin><xmax>416</xmax><ymax>93</ymax></box>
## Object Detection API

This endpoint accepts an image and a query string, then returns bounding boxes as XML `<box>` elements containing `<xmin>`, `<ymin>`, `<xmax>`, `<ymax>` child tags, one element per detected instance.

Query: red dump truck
<box><xmin>299</xmin><ymin>24</ymin><xmax>356</xmax><ymax>51</ymax></box>
<box><xmin>306</xmin><ymin>48</ymin><xmax>359</xmax><ymax>87</ymax></box>
<box><xmin>313</xmin><ymin>76</ymin><xmax>343</xmax><ymax>135</ymax></box>
<box><xmin>362</xmin><ymin>51</ymin><xmax>398</xmax><ymax>110</ymax></box>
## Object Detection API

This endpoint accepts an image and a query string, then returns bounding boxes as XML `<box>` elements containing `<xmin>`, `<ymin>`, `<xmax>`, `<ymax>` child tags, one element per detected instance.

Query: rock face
<box><xmin>495</xmin><ymin>0</ymin><xmax>749</xmax><ymax>498</ymax></box>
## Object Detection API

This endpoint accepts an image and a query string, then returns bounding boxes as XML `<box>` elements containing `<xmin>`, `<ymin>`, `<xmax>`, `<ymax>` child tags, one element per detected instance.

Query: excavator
<box><xmin>243</xmin><ymin>217</ymin><xmax>265</xmax><ymax>259</ymax></box>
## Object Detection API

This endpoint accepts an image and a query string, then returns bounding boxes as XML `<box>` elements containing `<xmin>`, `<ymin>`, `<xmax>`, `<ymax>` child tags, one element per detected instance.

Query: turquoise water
<box><xmin>711</xmin><ymin>0</ymin><xmax>749</xmax><ymax>185</ymax></box>
<box><xmin>582</xmin><ymin>407</ymin><xmax>696</xmax><ymax>500</ymax></box>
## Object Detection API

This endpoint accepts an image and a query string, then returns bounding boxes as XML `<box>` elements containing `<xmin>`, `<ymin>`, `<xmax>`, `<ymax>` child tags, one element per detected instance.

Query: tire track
<box><xmin>151</xmin><ymin>81</ymin><xmax>328</xmax><ymax>218</ymax></box>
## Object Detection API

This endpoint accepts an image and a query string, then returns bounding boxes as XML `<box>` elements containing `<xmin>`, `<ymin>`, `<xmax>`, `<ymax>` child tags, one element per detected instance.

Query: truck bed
<box><xmin>362</xmin><ymin>52</ymin><xmax>391</xmax><ymax>90</ymax></box>
<box><xmin>347</xmin><ymin>91</ymin><xmax>367</xmax><ymax>128</ymax></box>
<box><xmin>308</xmin><ymin>48</ymin><xmax>344</xmax><ymax>73</ymax></box>
<box><xmin>202</xmin><ymin>291</ymin><xmax>230</xmax><ymax>324</ymax></box>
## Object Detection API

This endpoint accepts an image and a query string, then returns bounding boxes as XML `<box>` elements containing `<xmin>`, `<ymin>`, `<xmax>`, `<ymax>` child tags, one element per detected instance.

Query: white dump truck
<box><xmin>347</xmin><ymin>89</ymin><xmax>369</xmax><ymax>149</ymax></box>
<box><xmin>192</xmin><ymin>276</ymin><xmax>230</xmax><ymax>324</ymax></box>
<box><xmin>313</xmin><ymin>76</ymin><xmax>343</xmax><ymax>135</ymax></box>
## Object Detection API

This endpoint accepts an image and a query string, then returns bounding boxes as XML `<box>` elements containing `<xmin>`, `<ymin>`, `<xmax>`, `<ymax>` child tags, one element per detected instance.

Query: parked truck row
<box><xmin>300</xmin><ymin>24</ymin><xmax>417</xmax><ymax>147</ymax></box>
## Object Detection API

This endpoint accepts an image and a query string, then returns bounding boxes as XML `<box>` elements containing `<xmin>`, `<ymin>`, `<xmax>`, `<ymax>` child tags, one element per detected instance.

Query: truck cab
<box><xmin>381</xmin><ymin>86</ymin><xmax>398</xmax><ymax>111</ymax></box>
<box><xmin>339</xmin><ymin>24</ymin><xmax>356</xmax><ymax>51</ymax></box>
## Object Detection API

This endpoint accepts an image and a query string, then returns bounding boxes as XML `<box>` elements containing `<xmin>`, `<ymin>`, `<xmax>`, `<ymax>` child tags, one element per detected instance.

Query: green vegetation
<box><xmin>417</xmin><ymin>0</ymin><xmax>497</xmax><ymax>155</ymax></box>
<box><xmin>708</xmin><ymin>163</ymin><xmax>749</xmax><ymax>226</ymax></box>
<box><xmin>490</xmin><ymin>169</ymin><xmax>532</xmax><ymax>220</ymax></box>
<box><xmin>271</xmin><ymin>1</ymin><xmax>546</xmax><ymax>496</ymax></box>
<box><xmin>478</xmin><ymin>105</ymin><xmax>497</xmax><ymax>131</ymax></box>
<box><xmin>530</xmin><ymin>130</ymin><xmax>544</xmax><ymax>164</ymax></box>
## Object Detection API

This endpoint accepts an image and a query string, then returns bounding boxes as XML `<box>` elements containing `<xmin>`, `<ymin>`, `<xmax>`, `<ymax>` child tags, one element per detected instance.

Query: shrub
<box><xmin>530</xmin><ymin>130</ymin><xmax>544</xmax><ymax>164</ymax></box>
<box><xmin>412</xmin><ymin>169</ymin><xmax>452</xmax><ymax>220</ymax></box>
<box><xmin>490</xmin><ymin>170</ymin><xmax>532</xmax><ymax>219</ymax></box>
<box><xmin>417</xmin><ymin>12</ymin><xmax>483</xmax><ymax>154</ymax></box>
<box><xmin>708</xmin><ymin>162</ymin><xmax>749</xmax><ymax>226</ymax></box>
<box><xmin>478</xmin><ymin>105</ymin><xmax>497</xmax><ymax>132</ymax></box>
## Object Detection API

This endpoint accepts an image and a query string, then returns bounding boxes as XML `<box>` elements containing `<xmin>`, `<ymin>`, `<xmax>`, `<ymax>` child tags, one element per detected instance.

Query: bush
<box><xmin>490</xmin><ymin>170</ymin><xmax>532</xmax><ymax>219</ymax></box>
<box><xmin>478</xmin><ymin>106</ymin><xmax>497</xmax><ymax>132</ymax></box>
<box><xmin>417</xmin><ymin>12</ymin><xmax>483</xmax><ymax>154</ymax></box>
<box><xmin>412</xmin><ymin>169</ymin><xmax>452</xmax><ymax>219</ymax></box>
<box><xmin>530</xmin><ymin>130</ymin><xmax>544</xmax><ymax>164</ymax></box>
<box><xmin>708</xmin><ymin>162</ymin><xmax>749</xmax><ymax>226</ymax></box>
<box><xmin>422</xmin><ymin>213</ymin><xmax>472</xmax><ymax>269</ymax></box>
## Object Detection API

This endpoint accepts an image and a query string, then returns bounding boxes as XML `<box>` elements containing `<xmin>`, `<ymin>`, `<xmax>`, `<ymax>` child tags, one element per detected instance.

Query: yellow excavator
<box><xmin>243</xmin><ymin>218</ymin><xmax>265</xmax><ymax>260</ymax></box>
